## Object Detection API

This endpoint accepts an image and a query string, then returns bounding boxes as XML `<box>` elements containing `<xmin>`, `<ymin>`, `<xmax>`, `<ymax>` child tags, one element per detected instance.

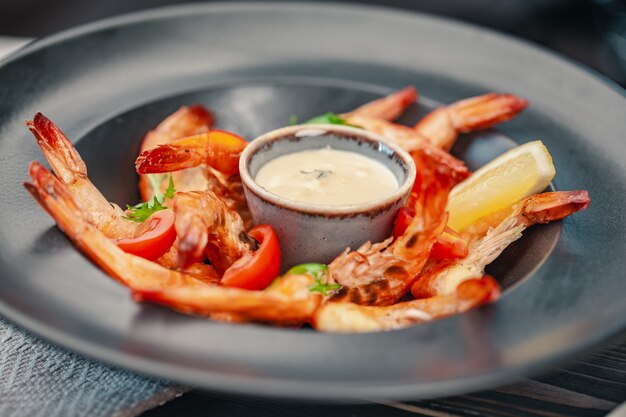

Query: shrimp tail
<box><xmin>415</xmin><ymin>93</ymin><xmax>528</xmax><ymax>150</ymax></box>
<box><xmin>446</xmin><ymin>93</ymin><xmax>528</xmax><ymax>133</ymax></box>
<box><xmin>26</xmin><ymin>113</ymin><xmax>87</xmax><ymax>184</ymax></box>
<box><xmin>344</xmin><ymin>86</ymin><xmax>417</xmax><ymax>121</ymax></box>
<box><xmin>139</xmin><ymin>104</ymin><xmax>214</xmax><ymax>153</ymax></box>
<box><xmin>521</xmin><ymin>190</ymin><xmax>590</xmax><ymax>225</ymax></box>
<box><xmin>136</xmin><ymin>141</ymin><xmax>206</xmax><ymax>174</ymax></box>
<box><xmin>136</xmin><ymin>131</ymin><xmax>247</xmax><ymax>176</ymax></box>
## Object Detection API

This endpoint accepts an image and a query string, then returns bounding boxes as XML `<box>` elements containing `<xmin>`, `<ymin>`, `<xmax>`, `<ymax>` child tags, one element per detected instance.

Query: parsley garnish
<box><xmin>123</xmin><ymin>174</ymin><xmax>175</xmax><ymax>223</ymax></box>
<box><xmin>124</xmin><ymin>197</ymin><xmax>167</xmax><ymax>222</ymax></box>
<box><xmin>303</xmin><ymin>112</ymin><xmax>361</xmax><ymax>129</ymax></box>
<box><xmin>287</xmin><ymin>112</ymin><xmax>362</xmax><ymax>128</ymax></box>
<box><xmin>288</xmin><ymin>263</ymin><xmax>342</xmax><ymax>296</ymax></box>
<box><xmin>164</xmin><ymin>174</ymin><xmax>175</xmax><ymax>199</ymax></box>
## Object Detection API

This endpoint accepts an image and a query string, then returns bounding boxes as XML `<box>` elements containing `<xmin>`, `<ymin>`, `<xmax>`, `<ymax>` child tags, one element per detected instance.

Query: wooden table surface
<box><xmin>142</xmin><ymin>333</ymin><xmax>626</xmax><ymax>417</ymax></box>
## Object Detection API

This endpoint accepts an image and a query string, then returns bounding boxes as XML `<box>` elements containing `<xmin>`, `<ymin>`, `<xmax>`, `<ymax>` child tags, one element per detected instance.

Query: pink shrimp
<box><xmin>26</xmin><ymin>161</ymin><xmax>319</xmax><ymax>325</ymax></box>
<box><xmin>343</xmin><ymin>86</ymin><xmax>417</xmax><ymax>121</ymax></box>
<box><xmin>313</xmin><ymin>275</ymin><xmax>500</xmax><ymax>332</ymax></box>
<box><xmin>138</xmin><ymin>105</ymin><xmax>214</xmax><ymax>202</ymax></box>
<box><xmin>325</xmin><ymin>150</ymin><xmax>454</xmax><ymax>306</ymax></box>
<box><xmin>344</xmin><ymin>114</ymin><xmax>470</xmax><ymax>184</ymax></box>
<box><xmin>24</xmin><ymin>162</ymin><xmax>214</xmax><ymax>290</ymax></box>
<box><xmin>136</xmin><ymin>130</ymin><xmax>252</xmax><ymax>229</ymax></box>
<box><xmin>173</xmin><ymin>190</ymin><xmax>254</xmax><ymax>272</ymax></box>
<box><xmin>415</xmin><ymin>93</ymin><xmax>528</xmax><ymax>150</ymax></box>
<box><xmin>134</xmin><ymin>271</ymin><xmax>322</xmax><ymax>326</ymax></box>
<box><xmin>412</xmin><ymin>191</ymin><xmax>590</xmax><ymax>299</ymax></box>
<box><xmin>26</xmin><ymin>113</ymin><xmax>137</xmax><ymax>239</ymax></box>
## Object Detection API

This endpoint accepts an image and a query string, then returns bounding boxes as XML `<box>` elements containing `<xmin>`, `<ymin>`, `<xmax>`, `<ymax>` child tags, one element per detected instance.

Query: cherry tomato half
<box><xmin>393</xmin><ymin>207</ymin><xmax>416</xmax><ymax>239</ymax></box>
<box><xmin>116</xmin><ymin>209</ymin><xmax>176</xmax><ymax>260</ymax></box>
<box><xmin>429</xmin><ymin>227</ymin><xmax>469</xmax><ymax>261</ymax></box>
<box><xmin>221</xmin><ymin>224</ymin><xmax>281</xmax><ymax>290</ymax></box>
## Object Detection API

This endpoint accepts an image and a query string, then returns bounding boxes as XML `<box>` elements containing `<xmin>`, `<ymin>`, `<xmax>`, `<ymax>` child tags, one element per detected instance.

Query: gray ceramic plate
<box><xmin>0</xmin><ymin>2</ymin><xmax>624</xmax><ymax>401</ymax></box>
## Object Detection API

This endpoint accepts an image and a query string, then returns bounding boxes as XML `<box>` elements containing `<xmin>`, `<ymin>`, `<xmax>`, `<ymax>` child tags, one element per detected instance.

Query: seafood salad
<box><xmin>24</xmin><ymin>86</ymin><xmax>590</xmax><ymax>332</ymax></box>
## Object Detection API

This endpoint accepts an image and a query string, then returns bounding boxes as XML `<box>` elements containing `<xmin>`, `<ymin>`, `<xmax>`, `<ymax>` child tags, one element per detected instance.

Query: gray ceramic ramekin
<box><xmin>239</xmin><ymin>124</ymin><xmax>416</xmax><ymax>270</ymax></box>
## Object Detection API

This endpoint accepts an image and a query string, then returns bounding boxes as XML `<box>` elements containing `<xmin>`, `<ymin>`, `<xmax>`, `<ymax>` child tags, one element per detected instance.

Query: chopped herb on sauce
<box><xmin>300</xmin><ymin>169</ymin><xmax>333</xmax><ymax>179</ymax></box>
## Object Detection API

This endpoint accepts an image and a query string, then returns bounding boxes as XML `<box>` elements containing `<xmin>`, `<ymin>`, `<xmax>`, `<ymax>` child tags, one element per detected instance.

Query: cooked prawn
<box><xmin>133</xmin><ymin>272</ymin><xmax>322</xmax><ymax>325</ymax></box>
<box><xmin>26</xmin><ymin>161</ymin><xmax>317</xmax><ymax>325</ymax></box>
<box><xmin>173</xmin><ymin>190</ymin><xmax>254</xmax><ymax>272</ymax></box>
<box><xmin>139</xmin><ymin>105</ymin><xmax>214</xmax><ymax>202</ymax></box>
<box><xmin>326</xmin><ymin>150</ymin><xmax>453</xmax><ymax>306</ymax></box>
<box><xmin>136</xmin><ymin>130</ymin><xmax>247</xmax><ymax>176</ymax></box>
<box><xmin>415</xmin><ymin>93</ymin><xmax>528</xmax><ymax>150</ymax></box>
<box><xmin>136</xmin><ymin>130</ymin><xmax>252</xmax><ymax>228</ymax></box>
<box><xmin>27</xmin><ymin>113</ymin><xmax>137</xmax><ymax>239</ymax></box>
<box><xmin>313</xmin><ymin>276</ymin><xmax>500</xmax><ymax>332</ymax></box>
<box><xmin>344</xmin><ymin>114</ymin><xmax>470</xmax><ymax>184</ymax></box>
<box><xmin>343</xmin><ymin>86</ymin><xmax>417</xmax><ymax>121</ymax></box>
<box><xmin>411</xmin><ymin>191</ymin><xmax>590</xmax><ymax>298</ymax></box>
<box><xmin>24</xmin><ymin>162</ymin><xmax>214</xmax><ymax>290</ymax></box>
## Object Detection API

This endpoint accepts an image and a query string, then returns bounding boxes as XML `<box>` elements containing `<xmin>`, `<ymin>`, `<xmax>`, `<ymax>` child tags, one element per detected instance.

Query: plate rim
<box><xmin>1</xmin><ymin>1</ymin><xmax>625</xmax><ymax>400</ymax></box>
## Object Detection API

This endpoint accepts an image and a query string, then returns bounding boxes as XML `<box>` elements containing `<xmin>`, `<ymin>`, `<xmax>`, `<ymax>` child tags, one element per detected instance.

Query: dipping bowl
<box><xmin>239</xmin><ymin>124</ymin><xmax>416</xmax><ymax>270</ymax></box>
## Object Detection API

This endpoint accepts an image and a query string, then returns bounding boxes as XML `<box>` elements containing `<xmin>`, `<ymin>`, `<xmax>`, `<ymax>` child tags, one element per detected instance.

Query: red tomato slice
<box><xmin>430</xmin><ymin>227</ymin><xmax>469</xmax><ymax>261</ymax></box>
<box><xmin>222</xmin><ymin>224</ymin><xmax>281</xmax><ymax>290</ymax></box>
<box><xmin>393</xmin><ymin>207</ymin><xmax>416</xmax><ymax>239</ymax></box>
<box><xmin>116</xmin><ymin>209</ymin><xmax>176</xmax><ymax>260</ymax></box>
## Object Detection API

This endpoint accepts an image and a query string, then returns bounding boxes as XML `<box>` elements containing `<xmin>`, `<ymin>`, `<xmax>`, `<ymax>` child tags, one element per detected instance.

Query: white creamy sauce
<box><xmin>255</xmin><ymin>147</ymin><xmax>398</xmax><ymax>206</ymax></box>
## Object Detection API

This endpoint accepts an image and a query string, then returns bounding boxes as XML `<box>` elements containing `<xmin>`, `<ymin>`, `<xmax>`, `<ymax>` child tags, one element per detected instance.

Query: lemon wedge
<box><xmin>447</xmin><ymin>140</ymin><xmax>556</xmax><ymax>231</ymax></box>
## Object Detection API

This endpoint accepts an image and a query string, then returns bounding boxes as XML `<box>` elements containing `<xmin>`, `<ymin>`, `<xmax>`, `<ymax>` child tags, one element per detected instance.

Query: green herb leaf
<box><xmin>288</xmin><ymin>263</ymin><xmax>342</xmax><ymax>296</ymax></box>
<box><xmin>303</xmin><ymin>112</ymin><xmax>347</xmax><ymax>125</ymax></box>
<box><xmin>123</xmin><ymin>174</ymin><xmax>175</xmax><ymax>223</ymax></box>
<box><xmin>288</xmin><ymin>263</ymin><xmax>328</xmax><ymax>277</ymax></box>
<box><xmin>123</xmin><ymin>196</ymin><xmax>167</xmax><ymax>223</ymax></box>
<box><xmin>309</xmin><ymin>279</ymin><xmax>342</xmax><ymax>296</ymax></box>
<box><xmin>164</xmin><ymin>174</ymin><xmax>176</xmax><ymax>199</ymax></box>
<box><xmin>288</xmin><ymin>114</ymin><xmax>299</xmax><ymax>126</ymax></box>
<box><xmin>302</xmin><ymin>112</ymin><xmax>362</xmax><ymax>129</ymax></box>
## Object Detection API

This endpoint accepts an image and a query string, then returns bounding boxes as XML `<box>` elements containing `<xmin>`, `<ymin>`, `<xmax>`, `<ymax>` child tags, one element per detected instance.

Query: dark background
<box><xmin>1</xmin><ymin>0</ymin><xmax>626</xmax><ymax>86</ymax></box>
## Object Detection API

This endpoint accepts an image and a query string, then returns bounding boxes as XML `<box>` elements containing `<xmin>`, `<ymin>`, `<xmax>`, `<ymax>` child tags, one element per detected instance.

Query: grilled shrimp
<box><xmin>136</xmin><ymin>130</ymin><xmax>252</xmax><ymax>228</ymax></box>
<box><xmin>26</xmin><ymin>162</ymin><xmax>316</xmax><ymax>325</ymax></box>
<box><xmin>326</xmin><ymin>150</ymin><xmax>453</xmax><ymax>306</ymax></box>
<box><xmin>343</xmin><ymin>86</ymin><xmax>417</xmax><ymax>121</ymax></box>
<box><xmin>24</xmin><ymin>162</ymin><xmax>215</xmax><ymax>290</ymax></box>
<box><xmin>411</xmin><ymin>191</ymin><xmax>590</xmax><ymax>298</ymax></box>
<box><xmin>314</xmin><ymin>275</ymin><xmax>500</xmax><ymax>332</ymax></box>
<box><xmin>139</xmin><ymin>105</ymin><xmax>214</xmax><ymax>202</ymax></box>
<box><xmin>414</xmin><ymin>93</ymin><xmax>528</xmax><ymax>150</ymax></box>
<box><xmin>27</xmin><ymin>113</ymin><xmax>137</xmax><ymax>239</ymax></box>
<box><xmin>134</xmin><ymin>272</ymin><xmax>322</xmax><ymax>325</ymax></box>
<box><xmin>173</xmin><ymin>190</ymin><xmax>254</xmax><ymax>272</ymax></box>
<box><xmin>136</xmin><ymin>130</ymin><xmax>246</xmax><ymax>176</ymax></box>
<box><xmin>345</xmin><ymin>90</ymin><xmax>526</xmax><ymax>156</ymax></box>
<box><xmin>344</xmin><ymin>114</ymin><xmax>470</xmax><ymax>183</ymax></box>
